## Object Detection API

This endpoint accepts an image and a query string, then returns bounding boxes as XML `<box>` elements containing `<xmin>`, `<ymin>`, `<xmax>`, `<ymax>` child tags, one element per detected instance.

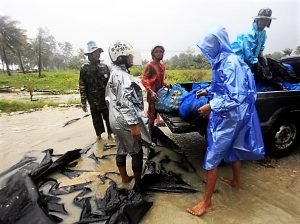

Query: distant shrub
<box><xmin>130</xmin><ymin>66</ymin><xmax>143</xmax><ymax>77</ymax></box>
<box><xmin>0</xmin><ymin>99</ymin><xmax>58</xmax><ymax>113</ymax></box>
<box><xmin>166</xmin><ymin>69</ymin><xmax>211</xmax><ymax>84</ymax></box>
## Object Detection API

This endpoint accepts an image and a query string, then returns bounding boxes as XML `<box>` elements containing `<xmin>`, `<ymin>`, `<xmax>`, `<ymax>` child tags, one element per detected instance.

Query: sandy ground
<box><xmin>0</xmin><ymin>92</ymin><xmax>300</xmax><ymax>224</ymax></box>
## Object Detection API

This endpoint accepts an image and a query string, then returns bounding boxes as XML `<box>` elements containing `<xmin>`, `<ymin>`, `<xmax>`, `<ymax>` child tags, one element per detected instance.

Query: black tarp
<box><xmin>0</xmin><ymin>127</ymin><xmax>199</xmax><ymax>223</ymax></box>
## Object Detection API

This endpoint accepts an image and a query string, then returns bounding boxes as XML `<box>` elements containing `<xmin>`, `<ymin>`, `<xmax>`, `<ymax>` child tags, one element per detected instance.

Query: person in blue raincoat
<box><xmin>186</xmin><ymin>26</ymin><xmax>265</xmax><ymax>216</ymax></box>
<box><xmin>231</xmin><ymin>8</ymin><xmax>276</xmax><ymax>71</ymax></box>
<box><xmin>230</xmin><ymin>8</ymin><xmax>282</xmax><ymax>90</ymax></box>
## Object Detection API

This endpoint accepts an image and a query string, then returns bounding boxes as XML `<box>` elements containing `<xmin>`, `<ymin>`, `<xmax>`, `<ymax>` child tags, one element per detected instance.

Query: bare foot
<box><xmin>186</xmin><ymin>201</ymin><xmax>212</xmax><ymax>216</ymax></box>
<box><xmin>122</xmin><ymin>175</ymin><xmax>134</xmax><ymax>184</ymax></box>
<box><xmin>220</xmin><ymin>177</ymin><xmax>240</xmax><ymax>189</ymax></box>
<box><xmin>108</xmin><ymin>134</ymin><xmax>114</xmax><ymax>141</ymax></box>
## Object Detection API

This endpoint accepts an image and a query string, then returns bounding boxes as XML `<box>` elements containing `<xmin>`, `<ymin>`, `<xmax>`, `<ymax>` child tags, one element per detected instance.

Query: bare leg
<box><xmin>221</xmin><ymin>160</ymin><xmax>241</xmax><ymax>189</ymax></box>
<box><xmin>107</xmin><ymin>133</ymin><xmax>114</xmax><ymax>141</ymax></box>
<box><xmin>186</xmin><ymin>168</ymin><xmax>217</xmax><ymax>216</ymax></box>
<box><xmin>118</xmin><ymin>166</ymin><xmax>133</xmax><ymax>184</ymax></box>
<box><xmin>232</xmin><ymin>160</ymin><xmax>241</xmax><ymax>187</ymax></box>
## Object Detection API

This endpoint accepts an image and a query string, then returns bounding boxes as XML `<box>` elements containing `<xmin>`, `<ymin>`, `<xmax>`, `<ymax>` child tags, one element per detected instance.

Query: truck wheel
<box><xmin>267</xmin><ymin>118</ymin><xmax>298</xmax><ymax>157</ymax></box>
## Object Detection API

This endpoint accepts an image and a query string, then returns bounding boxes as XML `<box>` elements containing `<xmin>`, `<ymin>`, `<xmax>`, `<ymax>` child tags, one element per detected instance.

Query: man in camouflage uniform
<box><xmin>79</xmin><ymin>41</ymin><xmax>113</xmax><ymax>140</ymax></box>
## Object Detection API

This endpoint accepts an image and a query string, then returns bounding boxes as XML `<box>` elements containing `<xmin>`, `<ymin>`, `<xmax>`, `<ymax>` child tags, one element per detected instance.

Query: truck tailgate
<box><xmin>160</xmin><ymin>113</ymin><xmax>207</xmax><ymax>134</ymax></box>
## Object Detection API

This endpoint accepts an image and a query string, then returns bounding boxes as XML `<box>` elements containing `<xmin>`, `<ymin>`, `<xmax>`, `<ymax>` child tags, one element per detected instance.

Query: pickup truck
<box><xmin>160</xmin><ymin>56</ymin><xmax>300</xmax><ymax>157</ymax></box>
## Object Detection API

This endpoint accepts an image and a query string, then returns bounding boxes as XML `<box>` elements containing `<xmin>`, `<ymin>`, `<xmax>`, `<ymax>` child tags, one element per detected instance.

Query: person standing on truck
<box><xmin>186</xmin><ymin>26</ymin><xmax>265</xmax><ymax>216</ymax></box>
<box><xmin>231</xmin><ymin>8</ymin><xmax>281</xmax><ymax>89</ymax></box>
<box><xmin>105</xmin><ymin>40</ymin><xmax>150</xmax><ymax>184</ymax></box>
<box><xmin>141</xmin><ymin>45</ymin><xmax>167</xmax><ymax>127</ymax></box>
<box><xmin>79</xmin><ymin>41</ymin><xmax>113</xmax><ymax>141</ymax></box>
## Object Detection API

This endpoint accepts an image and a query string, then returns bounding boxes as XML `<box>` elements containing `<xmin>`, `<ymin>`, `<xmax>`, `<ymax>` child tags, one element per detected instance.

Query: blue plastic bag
<box><xmin>191</xmin><ymin>82</ymin><xmax>210</xmax><ymax>90</ymax></box>
<box><xmin>179</xmin><ymin>82</ymin><xmax>209</xmax><ymax>121</ymax></box>
<box><xmin>155</xmin><ymin>84</ymin><xmax>188</xmax><ymax>114</ymax></box>
<box><xmin>281</xmin><ymin>82</ymin><xmax>300</xmax><ymax>90</ymax></box>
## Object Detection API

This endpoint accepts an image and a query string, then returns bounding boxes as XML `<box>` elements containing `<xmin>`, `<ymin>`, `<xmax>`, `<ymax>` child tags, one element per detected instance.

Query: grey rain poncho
<box><xmin>105</xmin><ymin>64</ymin><xmax>152</xmax><ymax>155</ymax></box>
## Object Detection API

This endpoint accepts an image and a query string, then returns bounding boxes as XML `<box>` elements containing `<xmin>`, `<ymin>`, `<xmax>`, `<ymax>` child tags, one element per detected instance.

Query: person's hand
<box><xmin>150</xmin><ymin>91</ymin><xmax>157</xmax><ymax>100</ymax></box>
<box><xmin>130</xmin><ymin>124</ymin><xmax>141</xmax><ymax>140</ymax></box>
<box><xmin>198</xmin><ymin>103</ymin><xmax>211</xmax><ymax>118</ymax></box>
<box><xmin>81</xmin><ymin>104</ymin><xmax>88</xmax><ymax>112</ymax></box>
<box><xmin>196</xmin><ymin>89</ymin><xmax>208</xmax><ymax>98</ymax></box>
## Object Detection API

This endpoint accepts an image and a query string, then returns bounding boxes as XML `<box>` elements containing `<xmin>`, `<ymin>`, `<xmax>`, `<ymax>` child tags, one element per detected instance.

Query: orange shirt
<box><xmin>141</xmin><ymin>60</ymin><xmax>166</xmax><ymax>93</ymax></box>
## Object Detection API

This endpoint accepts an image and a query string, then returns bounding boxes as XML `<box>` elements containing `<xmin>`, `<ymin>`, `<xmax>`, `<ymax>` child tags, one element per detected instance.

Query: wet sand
<box><xmin>0</xmin><ymin>107</ymin><xmax>300</xmax><ymax>224</ymax></box>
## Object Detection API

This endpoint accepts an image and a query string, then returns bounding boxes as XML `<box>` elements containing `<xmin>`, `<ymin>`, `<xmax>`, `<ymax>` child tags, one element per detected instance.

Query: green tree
<box><xmin>21</xmin><ymin>41</ymin><xmax>38</xmax><ymax>71</ymax></box>
<box><xmin>32</xmin><ymin>27</ymin><xmax>57</xmax><ymax>76</ymax></box>
<box><xmin>0</xmin><ymin>15</ymin><xmax>28</xmax><ymax>75</ymax></box>
<box><xmin>265</xmin><ymin>51</ymin><xmax>284</xmax><ymax>60</ymax></box>
<box><xmin>166</xmin><ymin>52</ymin><xmax>210</xmax><ymax>69</ymax></box>
<box><xmin>68</xmin><ymin>48</ymin><xmax>86</xmax><ymax>70</ymax></box>
<box><xmin>294</xmin><ymin>46</ymin><xmax>300</xmax><ymax>55</ymax></box>
<box><xmin>142</xmin><ymin>59</ymin><xmax>149</xmax><ymax>66</ymax></box>
<box><xmin>58</xmin><ymin>41</ymin><xmax>73</xmax><ymax>65</ymax></box>
<box><xmin>282</xmin><ymin>48</ymin><xmax>293</xmax><ymax>56</ymax></box>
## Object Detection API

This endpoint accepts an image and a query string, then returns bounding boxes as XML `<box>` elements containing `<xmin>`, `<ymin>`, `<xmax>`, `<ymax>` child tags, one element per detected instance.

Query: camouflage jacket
<box><xmin>79</xmin><ymin>60</ymin><xmax>110</xmax><ymax>109</ymax></box>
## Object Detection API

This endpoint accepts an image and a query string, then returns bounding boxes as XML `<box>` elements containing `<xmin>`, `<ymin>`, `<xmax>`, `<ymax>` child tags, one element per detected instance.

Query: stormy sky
<box><xmin>1</xmin><ymin>0</ymin><xmax>299</xmax><ymax>61</ymax></box>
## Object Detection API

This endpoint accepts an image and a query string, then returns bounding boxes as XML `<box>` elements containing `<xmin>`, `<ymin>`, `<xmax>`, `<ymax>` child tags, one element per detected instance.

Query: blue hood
<box><xmin>197</xmin><ymin>26</ymin><xmax>233</xmax><ymax>66</ymax></box>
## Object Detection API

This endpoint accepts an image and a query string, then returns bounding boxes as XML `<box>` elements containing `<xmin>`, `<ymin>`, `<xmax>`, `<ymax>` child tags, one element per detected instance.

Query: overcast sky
<box><xmin>1</xmin><ymin>0</ymin><xmax>299</xmax><ymax>62</ymax></box>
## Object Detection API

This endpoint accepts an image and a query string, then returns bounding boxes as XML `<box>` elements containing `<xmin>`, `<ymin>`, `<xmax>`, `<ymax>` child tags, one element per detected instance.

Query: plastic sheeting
<box><xmin>0</xmin><ymin>126</ymin><xmax>198</xmax><ymax>223</ymax></box>
<box><xmin>179</xmin><ymin>82</ymin><xmax>209</xmax><ymax>121</ymax></box>
<box><xmin>281</xmin><ymin>82</ymin><xmax>300</xmax><ymax>90</ymax></box>
<box><xmin>267</xmin><ymin>58</ymin><xmax>300</xmax><ymax>83</ymax></box>
<box><xmin>0</xmin><ymin>149</ymin><xmax>81</xmax><ymax>224</ymax></box>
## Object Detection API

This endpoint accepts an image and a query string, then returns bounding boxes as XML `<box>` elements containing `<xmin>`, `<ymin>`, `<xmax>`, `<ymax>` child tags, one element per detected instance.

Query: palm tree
<box><xmin>0</xmin><ymin>15</ymin><xmax>28</xmax><ymax>75</ymax></box>
<box><xmin>294</xmin><ymin>46</ymin><xmax>300</xmax><ymax>55</ymax></box>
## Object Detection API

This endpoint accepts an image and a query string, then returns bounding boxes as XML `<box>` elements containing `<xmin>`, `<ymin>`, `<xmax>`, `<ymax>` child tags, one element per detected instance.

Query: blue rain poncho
<box><xmin>231</xmin><ymin>21</ymin><xmax>267</xmax><ymax>67</ymax></box>
<box><xmin>197</xmin><ymin>26</ymin><xmax>265</xmax><ymax>170</ymax></box>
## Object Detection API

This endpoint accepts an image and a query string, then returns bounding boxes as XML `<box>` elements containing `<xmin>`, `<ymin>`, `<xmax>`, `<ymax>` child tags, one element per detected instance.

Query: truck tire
<box><xmin>267</xmin><ymin>117</ymin><xmax>299</xmax><ymax>157</ymax></box>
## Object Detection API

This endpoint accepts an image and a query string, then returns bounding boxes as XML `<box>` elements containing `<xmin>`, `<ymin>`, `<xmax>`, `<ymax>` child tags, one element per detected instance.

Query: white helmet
<box><xmin>108</xmin><ymin>40</ymin><xmax>134</xmax><ymax>63</ymax></box>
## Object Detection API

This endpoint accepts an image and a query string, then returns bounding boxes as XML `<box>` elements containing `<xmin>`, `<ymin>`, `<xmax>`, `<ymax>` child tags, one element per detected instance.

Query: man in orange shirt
<box><xmin>141</xmin><ymin>45</ymin><xmax>167</xmax><ymax>127</ymax></box>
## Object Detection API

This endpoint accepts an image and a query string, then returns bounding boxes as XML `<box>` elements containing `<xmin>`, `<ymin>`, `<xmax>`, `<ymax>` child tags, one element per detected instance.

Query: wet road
<box><xmin>0</xmin><ymin>107</ymin><xmax>300</xmax><ymax>224</ymax></box>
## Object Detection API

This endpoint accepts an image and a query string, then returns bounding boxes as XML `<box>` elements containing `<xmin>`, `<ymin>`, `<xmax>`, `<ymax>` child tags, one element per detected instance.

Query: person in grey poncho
<box><xmin>105</xmin><ymin>40</ymin><xmax>151</xmax><ymax>184</ymax></box>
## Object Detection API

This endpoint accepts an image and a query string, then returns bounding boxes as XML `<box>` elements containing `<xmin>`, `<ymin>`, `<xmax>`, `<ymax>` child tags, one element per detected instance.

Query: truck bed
<box><xmin>159</xmin><ymin>56</ymin><xmax>300</xmax><ymax>157</ymax></box>
<box><xmin>160</xmin><ymin>83</ymin><xmax>300</xmax><ymax>136</ymax></box>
